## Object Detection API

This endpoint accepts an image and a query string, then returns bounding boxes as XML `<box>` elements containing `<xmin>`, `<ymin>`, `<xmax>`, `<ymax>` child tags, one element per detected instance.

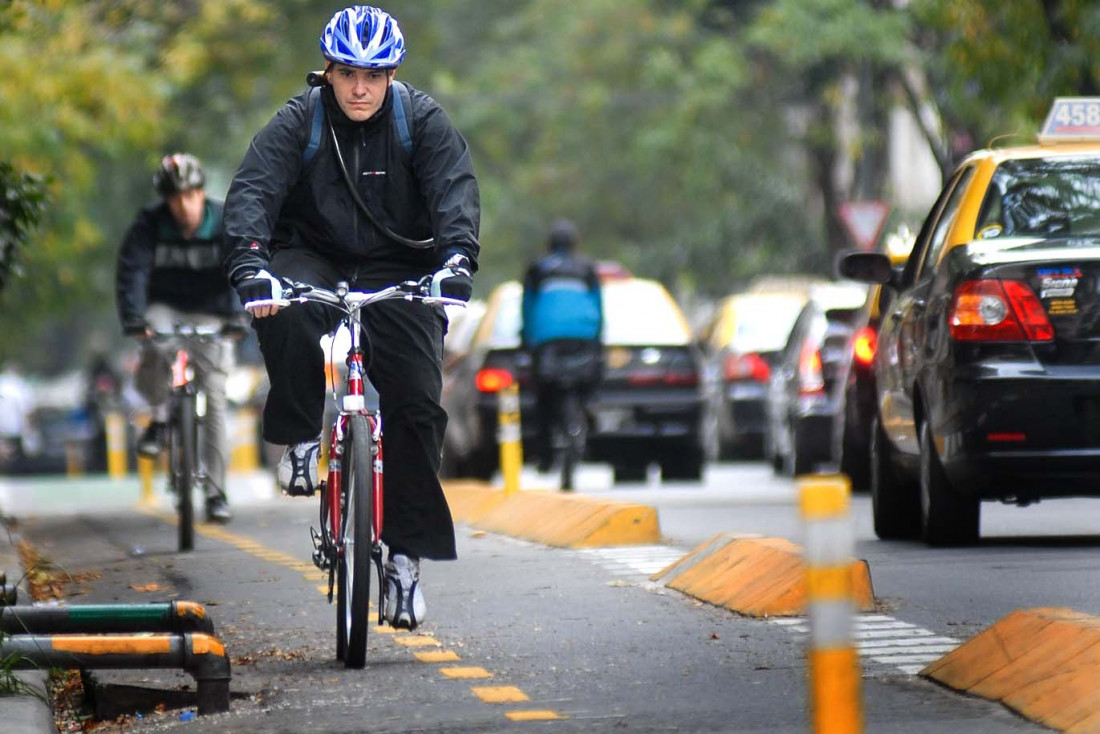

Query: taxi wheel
<box><xmin>919</xmin><ymin>422</ymin><xmax>980</xmax><ymax>546</ymax></box>
<box><xmin>869</xmin><ymin>414</ymin><xmax>921</xmax><ymax>540</ymax></box>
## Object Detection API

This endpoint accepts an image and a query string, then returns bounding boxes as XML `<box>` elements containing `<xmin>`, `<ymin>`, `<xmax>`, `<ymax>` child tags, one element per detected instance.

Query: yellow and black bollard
<box><xmin>497</xmin><ymin>382</ymin><xmax>522</xmax><ymax>496</ymax></box>
<box><xmin>799</xmin><ymin>474</ymin><xmax>863</xmax><ymax>734</ymax></box>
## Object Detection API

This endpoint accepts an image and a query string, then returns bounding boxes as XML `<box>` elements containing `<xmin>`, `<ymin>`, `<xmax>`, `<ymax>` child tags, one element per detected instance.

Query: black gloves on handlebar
<box><xmin>234</xmin><ymin>269</ymin><xmax>285</xmax><ymax>308</ymax></box>
<box><xmin>430</xmin><ymin>253</ymin><xmax>474</xmax><ymax>302</ymax></box>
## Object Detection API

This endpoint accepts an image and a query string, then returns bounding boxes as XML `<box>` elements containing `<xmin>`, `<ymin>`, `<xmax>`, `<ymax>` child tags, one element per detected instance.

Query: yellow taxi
<box><xmin>840</xmin><ymin>98</ymin><xmax>1100</xmax><ymax>545</ymax></box>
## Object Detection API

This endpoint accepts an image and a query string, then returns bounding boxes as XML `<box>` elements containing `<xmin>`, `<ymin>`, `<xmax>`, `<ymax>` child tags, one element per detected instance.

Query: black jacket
<box><xmin>116</xmin><ymin>198</ymin><xmax>243</xmax><ymax>331</ymax></box>
<box><xmin>223</xmin><ymin>82</ymin><xmax>480</xmax><ymax>286</ymax></box>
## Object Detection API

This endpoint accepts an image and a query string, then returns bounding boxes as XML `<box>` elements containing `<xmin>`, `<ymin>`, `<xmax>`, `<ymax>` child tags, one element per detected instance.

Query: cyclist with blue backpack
<box><xmin>521</xmin><ymin>221</ymin><xmax>604</xmax><ymax>474</ymax></box>
<box><xmin>223</xmin><ymin>5</ymin><xmax>479</xmax><ymax>630</ymax></box>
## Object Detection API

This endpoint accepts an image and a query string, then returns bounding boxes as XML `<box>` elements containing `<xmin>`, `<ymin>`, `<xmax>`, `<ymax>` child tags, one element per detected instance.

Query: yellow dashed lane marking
<box><xmin>441</xmin><ymin>666</ymin><xmax>492</xmax><ymax>679</ymax></box>
<box><xmin>471</xmin><ymin>686</ymin><xmax>530</xmax><ymax>703</ymax></box>
<box><xmin>506</xmin><ymin>710</ymin><xmax>565</xmax><ymax>721</ymax></box>
<box><xmin>414</xmin><ymin>650</ymin><xmax>460</xmax><ymax>663</ymax></box>
<box><xmin>393</xmin><ymin>635</ymin><xmax>441</xmax><ymax>647</ymax></box>
<box><xmin>139</xmin><ymin>504</ymin><xmax>560</xmax><ymax>718</ymax></box>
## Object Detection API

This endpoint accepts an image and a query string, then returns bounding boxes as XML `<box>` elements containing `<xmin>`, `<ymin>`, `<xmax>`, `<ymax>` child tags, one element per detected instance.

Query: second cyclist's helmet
<box><xmin>153</xmin><ymin>153</ymin><xmax>205</xmax><ymax>197</ymax></box>
<box><xmin>320</xmin><ymin>6</ymin><xmax>406</xmax><ymax>69</ymax></box>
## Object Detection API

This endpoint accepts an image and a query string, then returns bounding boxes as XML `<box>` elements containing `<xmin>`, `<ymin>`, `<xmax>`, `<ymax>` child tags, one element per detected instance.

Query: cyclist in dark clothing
<box><xmin>521</xmin><ymin>221</ymin><xmax>604</xmax><ymax>473</ymax></box>
<box><xmin>224</xmin><ymin>4</ymin><xmax>479</xmax><ymax>631</ymax></box>
<box><xmin>117</xmin><ymin>153</ymin><xmax>244</xmax><ymax>523</ymax></box>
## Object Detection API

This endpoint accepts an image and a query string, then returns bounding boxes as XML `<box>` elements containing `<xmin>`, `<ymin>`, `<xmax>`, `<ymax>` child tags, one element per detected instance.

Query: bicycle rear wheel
<box><xmin>172</xmin><ymin>394</ymin><xmax>196</xmax><ymax>553</ymax></box>
<box><xmin>559</xmin><ymin>391</ymin><xmax>586</xmax><ymax>492</ymax></box>
<box><xmin>336</xmin><ymin>415</ymin><xmax>373</xmax><ymax>668</ymax></box>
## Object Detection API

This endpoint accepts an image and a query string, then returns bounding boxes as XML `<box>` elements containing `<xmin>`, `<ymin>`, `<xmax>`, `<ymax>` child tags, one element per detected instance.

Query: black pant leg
<box><xmin>362</xmin><ymin>298</ymin><xmax>456</xmax><ymax>561</ymax></box>
<box><xmin>253</xmin><ymin>250</ymin><xmax>342</xmax><ymax>445</ymax></box>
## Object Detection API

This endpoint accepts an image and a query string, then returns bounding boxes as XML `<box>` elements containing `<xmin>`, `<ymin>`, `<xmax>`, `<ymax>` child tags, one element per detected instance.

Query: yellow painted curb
<box><xmin>649</xmin><ymin>533</ymin><xmax>874</xmax><ymax>617</ymax></box>
<box><xmin>922</xmin><ymin>607</ymin><xmax>1100</xmax><ymax>733</ymax></box>
<box><xmin>442</xmin><ymin>482</ymin><xmax>660</xmax><ymax>548</ymax></box>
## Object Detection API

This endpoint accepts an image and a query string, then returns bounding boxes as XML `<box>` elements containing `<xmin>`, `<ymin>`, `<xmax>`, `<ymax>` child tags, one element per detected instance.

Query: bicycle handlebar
<box><xmin>149</xmin><ymin>325</ymin><xmax>230</xmax><ymax>340</ymax></box>
<box><xmin>245</xmin><ymin>277</ymin><xmax>467</xmax><ymax>314</ymax></box>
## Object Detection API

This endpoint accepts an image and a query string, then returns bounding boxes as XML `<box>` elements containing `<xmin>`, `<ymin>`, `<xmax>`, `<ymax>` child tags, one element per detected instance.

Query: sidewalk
<box><xmin>0</xmin><ymin>468</ymin><xmax>278</xmax><ymax>733</ymax></box>
<box><xmin>0</xmin><ymin>518</ymin><xmax>55</xmax><ymax>734</ymax></box>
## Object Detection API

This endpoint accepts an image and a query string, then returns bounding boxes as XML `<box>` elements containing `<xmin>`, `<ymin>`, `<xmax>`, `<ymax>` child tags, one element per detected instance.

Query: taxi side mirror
<box><xmin>836</xmin><ymin>251</ymin><xmax>893</xmax><ymax>285</ymax></box>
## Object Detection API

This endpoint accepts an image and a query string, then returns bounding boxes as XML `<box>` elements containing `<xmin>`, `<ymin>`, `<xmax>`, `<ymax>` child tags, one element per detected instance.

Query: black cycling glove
<box><xmin>430</xmin><ymin>253</ymin><xmax>474</xmax><ymax>302</ymax></box>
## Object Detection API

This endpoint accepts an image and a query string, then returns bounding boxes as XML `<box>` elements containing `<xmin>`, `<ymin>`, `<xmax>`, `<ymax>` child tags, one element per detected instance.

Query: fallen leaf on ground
<box><xmin>128</xmin><ymin>583</ymin><xmax>165</xmax><ymax>592</ymax></box>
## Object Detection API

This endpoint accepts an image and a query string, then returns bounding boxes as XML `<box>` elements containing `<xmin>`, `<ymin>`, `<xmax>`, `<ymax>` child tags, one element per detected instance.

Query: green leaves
<box><xmin>0</xmin><ymin>161</ymin><xmax>47</xmax><ymax>294</ymax></box>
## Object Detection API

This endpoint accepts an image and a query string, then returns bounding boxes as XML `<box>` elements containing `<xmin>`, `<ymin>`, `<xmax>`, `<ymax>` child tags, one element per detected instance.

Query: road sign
<box><xmin>838</xmin><ymin>200</ymin><xmax>891</xmax><ymax>251</ymax></box>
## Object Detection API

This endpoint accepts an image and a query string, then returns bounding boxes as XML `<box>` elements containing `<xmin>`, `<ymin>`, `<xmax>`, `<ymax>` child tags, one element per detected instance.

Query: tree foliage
<box><xmin>4</xmin><ymin>0</ymin><xmax>1100</xmax><ymax>371</ymax></box>
<box><xmin>0</xmin><ymin>162</ymin><xmax>47</xmax><ymax>295</ymax></box>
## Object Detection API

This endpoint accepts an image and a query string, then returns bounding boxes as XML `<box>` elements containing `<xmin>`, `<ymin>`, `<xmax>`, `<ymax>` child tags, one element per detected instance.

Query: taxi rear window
<box><xmin>976</xmin><ymin>158</ymin><xmax>1100</xmax><ymax>238</ymax></box>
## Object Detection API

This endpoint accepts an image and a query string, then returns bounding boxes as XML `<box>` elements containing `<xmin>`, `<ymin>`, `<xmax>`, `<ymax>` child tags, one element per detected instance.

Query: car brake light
<box><xmin>852</xmin><ymin>327</ymin><xmax>876</xmax><ymax>366</ymax></box>
<box><xmin>949</xmin><ymin>279</ymin><xmax>1054</xmax><ymax>342</ymax></box>
<box><xmin>475</xmin><ymin>367</ymin><xmax>514</xmax><ymax>393</ymax></box>
<box><xmin>724</xmin><ymin>353</ymin><xmax>770</xmax><ymax>382</ymax></box>
<box><xmin>798</xmin><ymin>346</ymin><xmax>824</xmax><ymax>394</ymax></box>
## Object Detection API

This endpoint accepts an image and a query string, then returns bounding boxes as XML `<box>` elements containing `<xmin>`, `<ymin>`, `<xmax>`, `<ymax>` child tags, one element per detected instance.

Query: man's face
<box><xmin>327</xmin><ymin>63</ymin><xmax>393</xmax><ymax>122</ymax></box>
<box><xmin>166</xmin><ymin>188</ymin><xmax>205</xmax><ymax>236</ymax></box>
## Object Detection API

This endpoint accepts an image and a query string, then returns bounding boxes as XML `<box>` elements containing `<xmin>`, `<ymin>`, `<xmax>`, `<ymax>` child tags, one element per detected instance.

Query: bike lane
<box><xmin>11</xmin><ymin>497</ymin><xmax>1044</xmax><ymax>733</ymax></box>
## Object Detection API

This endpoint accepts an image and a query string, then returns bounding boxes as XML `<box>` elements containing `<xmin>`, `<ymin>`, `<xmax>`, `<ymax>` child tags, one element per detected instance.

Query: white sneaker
<box><xmin>277</xmin><ymin>437</ymin><xmax>321</xmax><ymax>497</ymax></box>
<box><xmin>384</xmin><ymin>554</ymin><xmax>425</xmax><ymax>630</ymax></box>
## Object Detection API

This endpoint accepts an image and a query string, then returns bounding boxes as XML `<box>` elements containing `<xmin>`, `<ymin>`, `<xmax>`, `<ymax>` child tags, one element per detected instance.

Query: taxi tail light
<box><xmin>852</xmin><ymin>327</ymin><xmax>877</xmax><ymax>366</ymax></box>
<box><xmin>475</xmin><ymin>367</ymin><xmax>514</xmax><ymax>393</ymax></box>
<box><xmin>724</xmin><ymin>353</ymin><xmax>770</xmax><ymax>382</ymax></box>
<box><xmin>797</xmin><ymin>345</ymin><xmax>825</xmax><ymax>394</ymax></box>
<box><xmin>949</xmin><ymin>279</ymin><xmax>1054</xmax><ymax>342</ymax></box>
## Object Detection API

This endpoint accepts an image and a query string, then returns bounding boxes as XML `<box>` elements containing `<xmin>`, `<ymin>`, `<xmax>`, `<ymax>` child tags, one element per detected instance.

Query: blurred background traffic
<box><xmin>0</xmin><ymin>1</ymin><xmax>1094</xmax><ymax>488</ymax></box>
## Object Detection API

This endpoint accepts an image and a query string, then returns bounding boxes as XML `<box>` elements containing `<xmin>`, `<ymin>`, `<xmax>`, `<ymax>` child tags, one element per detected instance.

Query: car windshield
<box><xmin>727</xmin><ymin>296</ymin><xmax>806</xmax><ymax>353</ymax></box>
<box><xmin>485</xmin><ymin>278</ymin><xmax>691</xmax><ymax>349</ymax></box>
<box><xmin>977</xmin><ymin>157</ymin><xmax>1100</xmax><ymax>238</ymax></box>
<box><xmin>602</xmin><ymin>279</ymin><xmax>691</xmax><ymax>346</ymax></box>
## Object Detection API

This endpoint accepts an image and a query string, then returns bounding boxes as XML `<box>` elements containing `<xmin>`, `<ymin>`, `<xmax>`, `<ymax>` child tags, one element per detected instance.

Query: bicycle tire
<box><xmin>337</xmin><ymin>414</ymin><xmax>373</xmax><ymax>668</ymax></box>
<box><xmin>174</xmin><ymin>393</ymin><xmax>196</xmax><ymax>553</ymax></box>
<box><xmin>559</xmin><ymin>391</ymin><xmax>585</xmax><ymax>492</ymax></box>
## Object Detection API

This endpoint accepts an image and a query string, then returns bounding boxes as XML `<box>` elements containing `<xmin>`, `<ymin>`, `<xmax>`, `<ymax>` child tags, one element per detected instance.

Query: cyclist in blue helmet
<box><xmin>224</xmin><ymin>5</ymin><xmax>480</xmax><ymax>631</ymax></box>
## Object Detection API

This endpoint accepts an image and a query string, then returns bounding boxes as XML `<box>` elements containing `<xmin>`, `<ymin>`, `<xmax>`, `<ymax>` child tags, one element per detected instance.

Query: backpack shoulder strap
<box><xmin>391</xmin><ymin>81</ymin><xmax>413</xmax><ymax>157</ymax></box>
<box><xmin>303</xmin><ymin>86</ymin><xmax>324</xmax><ymax>167</ymax></box>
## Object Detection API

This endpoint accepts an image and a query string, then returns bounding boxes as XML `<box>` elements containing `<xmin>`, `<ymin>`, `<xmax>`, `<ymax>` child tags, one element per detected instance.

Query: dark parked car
<box><xmin>699</xmin><ymin>290</ymin><xmax>814</xmax><ymax>459</ymax></box>
<box><xmin>831</xmin><ymin>229</ymin><xmax>915</xmax><ymax>491</ymax></box>
<box><xmin>840</xmin><ymin>112</ymin><xmax>1100</xmax><ymax>545</ymax></box>
<box><xmin>440</xmin><ymin>277</ymin><xmax>708</xmax><ymax>483</ymax></box>
<box><xmin>440</xmin><ymin>282</ymin><xmax>532</xmax><ymax>480</ymax></box>
<box><xmin>764</xmin><ymin>283</ymin><xmax>868</xmax><ymax>476</ymax></box>
<box><xmin>589</xmin><ymin>277</ymin><xmax>708</xmax><ymax>482</ymax></box>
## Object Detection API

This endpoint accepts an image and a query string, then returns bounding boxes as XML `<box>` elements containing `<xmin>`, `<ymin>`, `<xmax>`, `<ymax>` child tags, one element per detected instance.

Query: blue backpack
<box><xmin>302</xmin><ymin>80</ymin><xmax>413</xmax><ymax>167</ymax></box>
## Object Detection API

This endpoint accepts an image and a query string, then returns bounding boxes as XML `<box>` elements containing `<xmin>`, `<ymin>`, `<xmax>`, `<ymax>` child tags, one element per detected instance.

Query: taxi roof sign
<box><xmin>1039</xmin><ymin>97</ymin><xmax>1100</xmax><ymax>144</ymax></box>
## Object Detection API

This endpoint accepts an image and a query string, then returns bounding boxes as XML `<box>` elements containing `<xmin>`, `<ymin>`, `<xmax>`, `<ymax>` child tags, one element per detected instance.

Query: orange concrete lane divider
<box><xmin>649</xmin><ymin>532</ymin><xmax>875</xmax><ymax>617</ymax></box>
<box><xmin>922</xmin><ymin>607</ymin><xmax>1100</xmax><ymax>733</ymax></box>
<box><xmin>442</xmin><ymin>482</ymin><xmax>660</xmax><ymax>548</ymax></box>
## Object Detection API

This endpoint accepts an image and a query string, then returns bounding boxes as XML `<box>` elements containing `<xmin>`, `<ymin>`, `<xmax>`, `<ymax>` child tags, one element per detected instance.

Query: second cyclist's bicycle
<box><xmin>152</xmin><ymin>326</ymin><xmax>222</xmax><ymax>552</ymax></box>
<box><xmin>250</xmin><ymin>278</ymin><xmax>463</xmax><ymax>669</ymax></box>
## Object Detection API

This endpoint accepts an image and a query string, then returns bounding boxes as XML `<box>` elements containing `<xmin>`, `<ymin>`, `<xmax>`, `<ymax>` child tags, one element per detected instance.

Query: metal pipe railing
<box><xmin>1</xmin><ymin>632</ymin><xmax>231</xmax><ymax>714</ymax></box>
<box><xmin>0</xmin><ymin>601</ymin><xmax>214</xmax><ymax>635</ymax></box>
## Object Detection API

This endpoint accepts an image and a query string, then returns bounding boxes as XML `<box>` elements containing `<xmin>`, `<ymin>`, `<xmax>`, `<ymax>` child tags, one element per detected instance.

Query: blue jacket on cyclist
<box><xmin>521</xmin><ymin>220</ymin><xmax>603</xmax><ymax>350</ymax></box>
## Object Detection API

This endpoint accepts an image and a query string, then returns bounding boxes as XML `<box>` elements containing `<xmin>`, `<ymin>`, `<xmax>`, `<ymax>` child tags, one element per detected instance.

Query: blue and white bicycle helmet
<box><xmin>320</xmin><ymin>5</ymin><xmax>406</xmax><ymax>69</ymax></box>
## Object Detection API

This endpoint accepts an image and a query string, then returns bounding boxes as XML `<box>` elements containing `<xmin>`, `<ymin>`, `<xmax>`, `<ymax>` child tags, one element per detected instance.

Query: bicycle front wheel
<box><xmin>337</xmin><ymin>414</ymin><xmax>374</xmax><ymax>669</ymax></box>
<box><xmin>172</xmin><ymin>395</ymin><xmax>196</xmax><ymax>552</ymax></box>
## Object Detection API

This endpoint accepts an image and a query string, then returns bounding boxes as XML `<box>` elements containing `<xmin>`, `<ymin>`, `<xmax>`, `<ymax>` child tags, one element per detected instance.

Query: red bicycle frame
<box><xmin>325</xmin><ymin>346</ymin><xmax>384</xmax><ymax>560</ymax></box>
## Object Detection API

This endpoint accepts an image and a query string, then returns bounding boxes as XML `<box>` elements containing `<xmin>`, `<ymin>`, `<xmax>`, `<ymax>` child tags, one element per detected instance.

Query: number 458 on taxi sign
<box><xmin>1040</xmin><ymin>97</ymin><xmax>1100</xmax><ymax>142</ymax></box>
